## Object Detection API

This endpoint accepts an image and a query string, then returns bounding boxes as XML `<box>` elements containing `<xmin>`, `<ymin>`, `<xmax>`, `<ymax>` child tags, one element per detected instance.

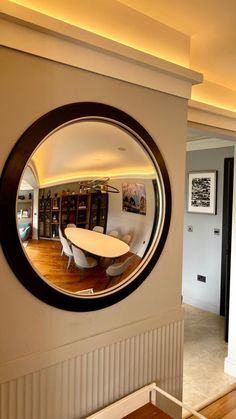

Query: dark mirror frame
<box><xmin>0</xmin><ymin>102</ymin><xmax>171</xmax><ymax>311</ymax></box>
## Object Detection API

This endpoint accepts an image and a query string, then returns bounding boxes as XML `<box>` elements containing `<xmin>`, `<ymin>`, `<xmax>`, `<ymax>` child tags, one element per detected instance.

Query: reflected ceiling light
<box><xmin>38</xmin><ymin>169</ymin><xmax>156</xmax><ymax>187</ymax></box>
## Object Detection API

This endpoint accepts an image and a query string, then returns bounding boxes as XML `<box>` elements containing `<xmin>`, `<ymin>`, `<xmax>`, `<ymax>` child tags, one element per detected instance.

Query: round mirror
<box><xmin>0</xmin><ymin>103</ymin><xmax>171</xmax><ymax>311</ymax></box>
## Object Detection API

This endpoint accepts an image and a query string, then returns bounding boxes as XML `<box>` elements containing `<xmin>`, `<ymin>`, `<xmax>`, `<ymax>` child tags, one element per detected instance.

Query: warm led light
<box><xmin>39</xmin><ymin>169</ymin><xmax>156</xmax><ymax>188</ymax></box>
<box><xmin>191</xmin><ymin>95</ymin><xmax>236</xmax><ymax>113</ymax></box>
<box><xmin>191</xmin><ymin>80</ymin><xmax>236</xmax><ymax>113</ymax></box>
<box><xmin>9</xmin><ymin>0</ymin><xmax>189</xmax><ymax>68</ymax></box>
<box><xmin>8</xmin><ymin>1</ymin><xmax>236</xmax><ymax>114</ymax></box>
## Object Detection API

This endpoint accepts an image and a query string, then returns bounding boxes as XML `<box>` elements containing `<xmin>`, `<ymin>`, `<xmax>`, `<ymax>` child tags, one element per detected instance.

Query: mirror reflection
<box><xmin>17</xmin><ymin>119</ymin><xmax>160</xmax><ymax>296</ymax></box>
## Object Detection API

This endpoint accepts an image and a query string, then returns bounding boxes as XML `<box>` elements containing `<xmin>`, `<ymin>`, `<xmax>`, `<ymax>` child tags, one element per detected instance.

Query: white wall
<box><xmin>182</xmin><ymin>146</ymin><xmax>234</xmax><ymax>314</ymax></box>
<box><xmin>107</xmin><ymin>178</ymin><xmax>155</xmax><ymax>256</ymax></box>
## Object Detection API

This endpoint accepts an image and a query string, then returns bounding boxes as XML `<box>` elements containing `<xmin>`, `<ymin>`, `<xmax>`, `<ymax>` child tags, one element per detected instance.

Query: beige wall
<box><xmin>0</xmin><ymin>46</ymin><xmax>187</xmax><ymax>373</ymax></box>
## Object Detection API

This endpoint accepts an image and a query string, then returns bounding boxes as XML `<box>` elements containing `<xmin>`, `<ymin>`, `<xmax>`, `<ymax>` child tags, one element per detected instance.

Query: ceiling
<box><xmin>23</xmin><ymin>120</ymin><xmax>155</xmax><ymax>188</ymax></box>
<box><xmin>118</xmin><ymin>0</ymin><xmax>236</xmax><ymax>90</ymax></box>
<box><xmin>6</xmin><ymin>0</ymin><xmax>236</xmax><ymax>112</ymax></box>
<box><xmin>20</xmin><ymin>122</ymin><xmax>234</xmax><ymax>190</ymax></box>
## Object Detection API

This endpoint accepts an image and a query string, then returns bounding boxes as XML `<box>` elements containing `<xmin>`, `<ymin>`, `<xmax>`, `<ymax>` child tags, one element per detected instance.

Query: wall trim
<box><xmin>0</xmin><ymin>317</ymin><xmax>184</xmax><ymax>418</ymax></box>
<box><xmin>0</xmin><ymin>306</ymin><xmax>184</xmax><ymax>384</ymax></box>
<box><xmin>187</xmin><ymin>137</ymin><xmax>234</xmax><ymax>152</ymax></box>
<box><xmin>188</xmin><ymin>100</ymin><xmax>236</xmax><ymax>135</ymax></box>
<box><xmin>2</xmin><ymin>4</ymin><xmax>236</xmax><ymax>134</ymax></box>
<box><xmin>0</xmin><ymin>2</ymin><xmax>202</xmax><ymax>99</ymax></box>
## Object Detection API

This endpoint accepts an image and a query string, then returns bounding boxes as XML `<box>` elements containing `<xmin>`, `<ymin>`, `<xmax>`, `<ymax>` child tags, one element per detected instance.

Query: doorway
<box><xmin>182</xmin><ymin>127</ymin><xmax>236</xmax><ymax>408</ymax></box>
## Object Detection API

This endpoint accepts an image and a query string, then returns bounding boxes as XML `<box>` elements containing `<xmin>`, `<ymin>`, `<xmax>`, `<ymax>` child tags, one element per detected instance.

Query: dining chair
<box><xmin>58</xmin><ymin>225</ymin><xmax>64</xmax><ymax>255</ymax></box>
<box><xmin>72</xmin><ymin>245</ymin><xmax>98</xmax><ymax>269</ymax></box>
<box><xmin>92</xmin><ymin>226</ymin><xmax>104</xmax><ymax>234</ymax></box>
<box><xmin>75</xmin><ymin>288</ymin><xmax>94</xmax><ymax>295</ymax></box>
<box><xmin>60</xmin><ymin>236</ymin><xmax>74</xmax><ymax>269</ymax></box>
<box><xmin>106</xmin><ymin>254</ymin><xmax>136</xmax><ymax>277</ymax></box>
<box><xmin>18</xmin><ymin>224</ymin><xmax>31</xmax><ymax>241</ymax></box>
<box><xmin>121</xmin><ymin>234</ymin><xmax>132</xmax><ymax>245</ymax></box>
<box><xmin>58</xmin><ymin>225</ymin><xmax>63</xmax><ymax>239</ymax></box>
<box><xmin>67</xmin><ymin>223</ymin><xmax>76</xmax><ymax>228</ymax></box>
<box><xmin>108</xmin><ymin>230</ymin><xmax>119</xmax><ymax>238</ymax></box>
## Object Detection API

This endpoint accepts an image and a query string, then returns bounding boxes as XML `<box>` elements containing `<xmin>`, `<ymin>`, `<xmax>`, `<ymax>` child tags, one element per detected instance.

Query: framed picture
<box><xmin>122</xmin><ymin>183</ymin><xmax>146</xmax><ymax>215</ymax></box>
<box><xmin>187</xmin><ymin>170</ymin><xmax>217</xmax><ymax>214</ymax></box>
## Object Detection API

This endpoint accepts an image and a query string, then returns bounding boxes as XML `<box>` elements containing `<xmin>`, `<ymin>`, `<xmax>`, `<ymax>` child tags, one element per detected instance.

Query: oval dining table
<box><xmin>65</xmin><ymin>227</ymin><xmax>130</xmax><ymax>258</ymax></box>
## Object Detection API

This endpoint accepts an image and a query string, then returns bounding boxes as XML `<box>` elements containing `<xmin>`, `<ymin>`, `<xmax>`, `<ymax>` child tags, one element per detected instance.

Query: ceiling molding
<box><xmin>188</xmin><ymin>100</ymin><xmax>236</xmax><ymax>134</ymax></box>
<box><xmin>0</xmin><ymin>2</ymin><xmax>202</xmax><ymax>100</ymax></box>
<box><xmin>187</xmin><ymin>137</ymin><xmax>234</xmax><ymax>152</ymax></box>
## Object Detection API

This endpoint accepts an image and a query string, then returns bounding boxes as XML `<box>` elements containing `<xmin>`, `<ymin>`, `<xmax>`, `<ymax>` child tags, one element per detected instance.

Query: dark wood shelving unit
<box><xmin>51</xmin><ymin>196</ymin><xmax>61</xmax><ymax>238</ymax></box>
<box><xmin>39</xmin><ymin>189</ymin><xmax>108</xmax><ymax>239</ymax></box>
<box><xmin>77</xmin><ymin>194</ymin><xmax>90</xmax><ymax>229</ymax></box>
<box><xmin>39</xmin><ymin>197</ymin><xmax>53</xmax><ymax>238</ymax></box>
<box><xmin>89</xmin><ymin>193</ymin><xmax>108</xmax><ymax>232</ymax></box>
<box><xmin>61</xmin><ymin>194</ymin><xmax>77</xmax><ymax>233</ymax></box>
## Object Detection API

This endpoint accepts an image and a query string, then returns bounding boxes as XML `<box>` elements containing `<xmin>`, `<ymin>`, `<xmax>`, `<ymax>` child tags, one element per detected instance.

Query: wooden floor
<box><xmin>189</xmin><ymin>388</ymin><xmax>236</xmax><ymax>418</ymax></box>
<box><xmin>25</xmin><ymin>239</ymin><xmax>141</xmax><ymax>293</ymax></box>
<box><xmin>120</xmin><ymin>389</ymin><xmax>236</xmax><ymax>419</ymax></box>
<box><xmin>122</xmin><ymin>402</ymin><xmax>171</xmax><ymax>418</ymax></box>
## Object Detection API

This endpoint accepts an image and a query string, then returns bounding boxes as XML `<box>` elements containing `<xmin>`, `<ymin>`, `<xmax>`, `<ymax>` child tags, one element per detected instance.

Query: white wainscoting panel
<box><xmin>0</xmin><ymin>319</ymin><xmax>184</xmax><ymax>419</ymax></box>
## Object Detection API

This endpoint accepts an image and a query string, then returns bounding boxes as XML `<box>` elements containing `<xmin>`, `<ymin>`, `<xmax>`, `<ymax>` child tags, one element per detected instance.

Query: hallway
<box><xmin>183</xmin><ymin>304</ymin><xmax>236</xmax><ymax>411</ymax></box>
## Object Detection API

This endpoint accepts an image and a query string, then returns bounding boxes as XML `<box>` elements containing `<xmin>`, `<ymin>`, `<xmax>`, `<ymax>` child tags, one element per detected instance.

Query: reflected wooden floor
<box><xmin>25</xmin><ymin>239</ymin><xmax>141</xmax><ymax>293</ymax></box>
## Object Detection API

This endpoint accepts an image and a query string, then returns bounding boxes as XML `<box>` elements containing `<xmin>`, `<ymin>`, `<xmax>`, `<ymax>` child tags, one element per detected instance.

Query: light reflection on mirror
<box><xmin>17</xmin><ymin>119</ymin><xmax>161</xmax><ymax>296</ymax></box>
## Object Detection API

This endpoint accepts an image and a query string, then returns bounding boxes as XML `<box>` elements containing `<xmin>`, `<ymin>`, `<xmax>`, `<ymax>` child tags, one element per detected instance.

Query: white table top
<box><xmin>65</xmin><ymin>227</ymin><xmax>130</xmax><ymax>258</ymax></box>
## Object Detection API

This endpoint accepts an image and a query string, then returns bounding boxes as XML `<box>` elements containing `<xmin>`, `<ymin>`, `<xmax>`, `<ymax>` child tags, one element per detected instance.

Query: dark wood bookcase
<box><xmin>89</xmin><ymin>193</ymin><xmax>108</xmax><ymax>232</ymax></box>
<box><xmin>39</xmin><ymin>197</ymin><xmax>54</xmax><ymax>238</ymax></box>
<box><xmin>39</xmin><ymin>190</ymin><xmax>108</xmax><ymax>239</ymax></box>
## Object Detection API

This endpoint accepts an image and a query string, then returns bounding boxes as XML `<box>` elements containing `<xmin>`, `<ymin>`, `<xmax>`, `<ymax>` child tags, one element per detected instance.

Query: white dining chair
<box><xmin>75</xmin><ymin>288</ymin><xmax>94</xmax><ymax>295</ymax></box>
<box><xmin>58</xmin><ymin>225</ymin><xmax>64</xmax><ymax>256</ymax></box>
<box><xmin>58</xmin><ymin>225</ymin><xmax>63</xmax><ymax>240</ymax></box>
<box><xmin>108</xmin><ymin>230</ymin><xmax>119</xmax><ymax>238</ymax></box>
<box><xmin>60</xmin><ymin>236</ymin><xmax>74</xmax><ymax>269</ymax></box>
<box><xmin>106</xmin><ymin>254</ymin><xmax>136</xmax><ymax>277</ymax></box>
<box><xmin>72</xmin><ymin>245</ymin><xmax>98</xmax><ymax>269</ymax></box>
<box><xmin>121</xmin><ymin>234</ymin><xmax>132</xmax><ymax>245</ymax></box>
<box><xmin>92</xmin><ymin>226</ymin><xmax>104</xmax><ymax>234</ymax></box>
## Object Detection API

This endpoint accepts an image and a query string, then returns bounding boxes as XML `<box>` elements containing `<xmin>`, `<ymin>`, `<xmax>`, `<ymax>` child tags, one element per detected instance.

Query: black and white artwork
<box><xmin>187</xmin><ymin>171</ymin><xmax>217</xmax><ymax>214</ymax></box>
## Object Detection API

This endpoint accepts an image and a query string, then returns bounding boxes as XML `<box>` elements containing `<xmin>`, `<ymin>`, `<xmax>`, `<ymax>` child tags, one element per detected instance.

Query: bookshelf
<box><xmin>39</xmin><ymin>189</ymin><xmax>108</xmax><ymax>239</ymax></box>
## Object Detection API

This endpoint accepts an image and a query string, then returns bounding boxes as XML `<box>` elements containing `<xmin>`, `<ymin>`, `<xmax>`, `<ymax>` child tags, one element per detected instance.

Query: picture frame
<box><xmin>122</xmin><ymin>183</ymin><xmax>146</xmax><ymax>215</ymax></box>
<box><xmin>187</xmin><ymin>170</ymin><xmax>217</xmax><ymax>214</ymax></box>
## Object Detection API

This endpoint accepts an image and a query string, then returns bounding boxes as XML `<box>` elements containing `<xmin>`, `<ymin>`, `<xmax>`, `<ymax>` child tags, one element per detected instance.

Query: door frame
<box><xmin>220</xmin><ymin>157</ymin><xmax>234</xmax><ymax>341</ymax></box>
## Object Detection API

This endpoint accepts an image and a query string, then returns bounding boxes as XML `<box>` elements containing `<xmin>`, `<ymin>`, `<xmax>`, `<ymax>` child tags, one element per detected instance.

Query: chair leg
<box><xmin>67</xmin><ymin>256</ymin><xmax>73</xmax><ymax>269</ymax></box>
